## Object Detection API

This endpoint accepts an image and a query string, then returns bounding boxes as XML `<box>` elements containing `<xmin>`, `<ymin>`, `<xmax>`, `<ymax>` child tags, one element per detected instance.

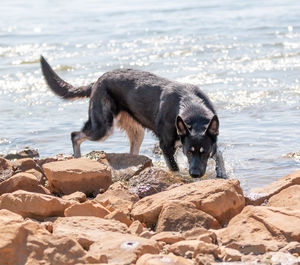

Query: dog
<box><xmin>40</xmin><ymin>56</ymin><xmax>227</xmax><ymax>178</ymax></box>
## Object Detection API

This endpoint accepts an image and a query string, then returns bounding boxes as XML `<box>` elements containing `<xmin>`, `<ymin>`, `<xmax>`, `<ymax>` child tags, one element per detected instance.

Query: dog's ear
<box><xmin>206</xmin><ymin>115</ymin><xmax>219</xmax><ymax>136</ymax></box>
<box><xmin>176</xmin><ymin>116</ymin><xmax>189</xmax><ymax>136</ymax></box>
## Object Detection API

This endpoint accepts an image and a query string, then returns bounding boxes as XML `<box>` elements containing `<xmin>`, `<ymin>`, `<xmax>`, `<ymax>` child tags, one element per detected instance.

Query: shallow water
<box><xmin>1</xmin><ymin>0</ymin><xmax>300</xmax><ymax>191</ymax></box>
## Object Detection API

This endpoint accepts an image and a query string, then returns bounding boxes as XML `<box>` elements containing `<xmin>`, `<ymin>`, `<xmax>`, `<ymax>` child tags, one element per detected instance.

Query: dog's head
<box><xmin>176</xmin><ymin>114</ymin><xmax>219</xmax><ymax>178</ymax></box>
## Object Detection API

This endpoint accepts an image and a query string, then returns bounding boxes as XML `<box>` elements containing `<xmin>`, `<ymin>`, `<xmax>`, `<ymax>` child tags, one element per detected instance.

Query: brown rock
<box><xmin>219</xmin><ymin>246</ymin><xmax>242</xmax><ymax>262</ymax></box>
<box><xmin>88</xmin><ymin>233</ymin><xmax>160</xmax><ymax>264</ymax></box>
<box><xmin>0</xmin><ymin>172</ymin><xmax>50</xmax><ymax>195</ymax></box>
<box><xmin>128</xmin><ymin>220</ymin><xmax>145</xmax><ymax>235</ymax></box>
<box><xmin>246</xmin><ymin>170</ymin><xmax>300</xmax><ymax>205</ymax></box>
<box><xmin>105</xmin><ymin>209</ymin><xmax>132</xmax><ymax>227</ymax></box>
<box><xmin>216</xmin><ymin>205</ymin><xmax>300</xmax><ymax>255</ymax></box>
<box><xmin>0</xmin><ymin>209</ymin><xmax>103</xmax><ymax>265</ymax></box>
<box><xmin>12</xmin><ymin>158</ymin><xmax>43</xmax><ymax>174</ymax></box>
<box><xmin>194</xmin><ymin>254</ymin><xmax>215</xmax><ymax>265</ymax></box>
<box><xmin>193</xmin><ymin>241</ymin><xmax>221</xmax><ymax>258</ymax></box>
<box><xmin>242</xmin><ymin>251</ymin><xmax>300</xmax><ymax>264</ymax></box>
<box><xmin>281</xmin><ymin>242</ymin><xmax>300</xmax><ymax>256</ymax></box>
<box><xmin>0</xmin><ymin>157</ymin><xmax>13</xmax><ymax>182</ymax></box>
<box><xmin>64</xmin><ymin>200</ymin><xmax>110</xmax><ymax>218</ymax></box>
<box><xmin>87</xmin><ymin>151</ymin><xmax>153</xmax><ymax>181</ymax></box>
<box><xmin>52</xmin><ymin>216</ymin><xmax>127</xmax><ymax>249</ymax></box>
<box><xmin>151</xmin><ymin>231</ymin><xmax>184</xmax><ymax>245</ymax></box>
<box><xmin>267</xmin><ymin>185</ymin><xmax>300</xmax><ymax>210</ymax></box>
<box><xmin>62</xmin><ymin>191</ymin><xmax>87</xmax><ymax>203</ymax></box>
<box><xmin>183</xmin><ymin>228</ymin><xmax>217</xmax><ymax>244</ymax></box>
<box><xmin>25</xmin><ymin>168</ymin><xmax>45</xmax><ymax>184</ymax></box>
<box><xmin>43</xmin><ymin>158</ymin><xmax>112</xmax><ymax>195</ymax></box>
<box><xmin>156</xmin><ymin>200</ymin><xmax>220</xmax><ymax>233</ymax></box>
<box><xmin>4</xmin><ymin>148</ymin><xmax>39</xmax><ymax>160</ymax></box>
<box><xmin>136</xmin><ymin>253</ymin><xmax>193</xmax><ymax>265</ymax></box>
<box><xmin>0</xmin><ymin>190</ymin><xmax>72</xmax><ymax>220</ymax></box>
<box><xmin>131</xmin><ymin>179</ymin><xmax>244</xmax><ymax>227</ymax></box>
<box><xmin>167</xmin><ymin>240</ymin><xmax>200</xmax><ymax>258</ymax></box>
<box><xmin>95</xmin><ymin>181</ymin><xmax>139</xmax><ymax>215</ymax></box>
<box><xmin>128</xmin><ymin>167</ymin><xmax>186</xmax><ymax>198</ymax></box>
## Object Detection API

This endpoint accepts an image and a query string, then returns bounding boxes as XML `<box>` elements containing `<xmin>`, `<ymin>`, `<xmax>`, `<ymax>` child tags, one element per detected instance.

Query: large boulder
<box><xmin>0</xmin><ymin>190</ymin><xmax>72</xmax><ymax>220</ymax></box>
<box><xmin>0</xmin><ymin>172</ymin><xmax>50</xmax><ymax>195</ymax></box>
<box><xmin>0</xmin><ymin>157</ymin><xmax>13</xmax><ymax>182</ymax></box>
<box><xmin>131</xmin><ymin>179</ymin><xmax>245</xmax><ymax>227</ymax></box>
<box><xmin>43</xmin><ymin>158</ymin><xmax>112</xmax><ymax>195</ymax></box>
<box><xmin>246</xmin><ymin>170</ymin><xmax>300</xmax><ymax>205</ymax></box>
<box><xmin>0</xmin><ymin>209</ymin><xmax>103</xmax><ymax>265</ymax></box>
<box><xmin>216</xmin><ymin>205</ymin><xmax>300</xmax><ymax>255</ymax></box>
<box><xmin>267</xmin><ymin>185</ymin><xmax>300</xmax><ymax>210</ymax></box>
<box><xmin>155</xmin><ymin>200</ymin><xmax>220</xmax><ymax>232</ymax></box>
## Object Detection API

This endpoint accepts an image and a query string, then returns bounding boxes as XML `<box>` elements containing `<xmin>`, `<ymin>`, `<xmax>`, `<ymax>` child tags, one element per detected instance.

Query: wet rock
<box><xmin>0</xmin><ymin>157</ymin><xmax>13</xmax><ymax>182</ymax></box>
<box><xmin>128</xmin><ymin>167</ymin><xmax>187</xmax><ymax>198</ymax></box>
<box><xmin>86</xmin><ymin>151</ymin><xmax>153</xmax><ymax>181</ymax></box>
<box><xmin>43</xmin><ymin>158</ymin><xmax>112</xmax><ymax>195</ymax></box>
<box><xmin>216</xmin><ymin>205</ymin><xmax>300</xmax><ymax>255</ymax></box>
<box><xmin>246</xmin><ymin>169</ymin><xmax>300</xmax><ymax>205</ymax></box>
<box><xmin>95</xmin><ymin>181</ymin><xmax>139</xmax><ymax>215</ymax></box>
<box><xmin>52</xmin><ymin>216</ymin><xmax>127</xmax><ymax>249</ymax></box>
<box><xmin>105</xmin><ymin>209</ymin><xmax>132</xmax><ymax>227</ymax></box>
<box><xmin>0</xmin><ymin>209</ymin><xmax>101</xmax><ymax>265</ymax></box>
<box><xmin>0</xmin><ymin>190</ymin><xmax>72</xmax><ymax>220</ymax></box>
<box><xmin>156</xmin><ymin>200</ymin><xmax>220</xmax><ymax>233</ymax></box>
<box><xmin>4</xmin><ymin>148</ymin><xmax>39</xmax><ymax>160</ymax></box>
<box><xmin>0</xmin><ymin>172</ymin><xmax>50</xmax><ymax>195</ymax></box>
<box><xmin>131</xmin><ymin>179</ymin><xmax>245</xmax><ymax>227</ymax></box>
<box><xmin>88</xmin><ymin>233</ymin><xmax>160</xmax><ymax>264</ymax></box>
<box><xmin>151</xmin><ymin>231</ymin><xmax>184</xmax><ymax>245</ymax></box>
<box><xmin>136</xmin><ymin>253</ymin><xmax>193</xmax><ymax>265</ymax></box>
<box><xmin>267</xmin><ymin>185</ymin><xmax>300</xmax><ymax>210</ymax></box>
<box><xmin>62</xmin><ymin>191</ymin><xmax>87</xmax><ymax>203</ymax></box>
<box><xmin>64</xmin><ymin>200</ymin><xmax>111</xmax><ymax>218</ymax></box>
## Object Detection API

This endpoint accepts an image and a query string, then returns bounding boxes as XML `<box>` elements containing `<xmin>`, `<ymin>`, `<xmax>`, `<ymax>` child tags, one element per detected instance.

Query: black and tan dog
<box><xmin>40</xmin><ymin>56</ymin><xmax>227</xmax><ymax>178</ymax></box>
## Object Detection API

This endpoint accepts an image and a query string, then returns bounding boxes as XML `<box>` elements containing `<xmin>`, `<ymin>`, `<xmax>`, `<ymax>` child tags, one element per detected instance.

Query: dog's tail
<box><xmin>40</xmin><ymin>55</ymin><xmax>93</xmax><ymax>99</ymax></box>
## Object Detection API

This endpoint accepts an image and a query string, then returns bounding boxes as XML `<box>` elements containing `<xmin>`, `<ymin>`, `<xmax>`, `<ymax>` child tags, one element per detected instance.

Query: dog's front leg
<box><xmin>213</xmin><ymin>146</ymin><xmax>227</xmax><ymax>179</ymax></box>
<box><xmin>160</xmin><ymin>142</ymin><xmax>179</xmax><ymax>171</ymax></box>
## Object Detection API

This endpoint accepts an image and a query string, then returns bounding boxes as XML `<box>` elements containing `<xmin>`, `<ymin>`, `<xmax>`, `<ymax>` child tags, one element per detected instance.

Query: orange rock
<box><xmin>0</xmin><ymin>157</ymin><xmax>13</xmax><ymax>182</ymax></box>
<box><xmin>0</xmin><ymin>172</ymin><xmax>50</xmax><ymax>195</ymax></box>
<box><xmin>267</xmin><ymin>185</ymin><xmax>300</xmax><ymax>210</ymax></box>
<box><xmin>0</xmin><ymin>190</ymin><xmax>72</xmax><ymax>220</ymax></box>
<box><xmin>155</xmin><ymin>200</ymin><xmax>220</xmax><ymax>232</ymax></box>
<box><xmin>62</xmin><ymin>191</ymin><xmax>87</xmax><ymax>203</ymax></box>
<box><xmin>136</xmin><ymin>253</ymin><xmax>193</xmax><ymax>265</ymax></box>
<box><xmin>43</xmin><ymin>158</ymin><xmax>112</xmax><ymax>195</ymax></box>
<box><xmin>219</xmin><ymin>246</ymin><xmax>242</xmax><ymax>262</ymax></box>
<box><xmin>131</xmin><ymin>179</ymin><xmax>244</xmax><ymax>227</ymax></box>
<box><xmin>151</xmin><ymin>231</ymin><xmax>184</xmax><ymax>244</ymax></box>
<box><xmin>128</xmin><ymin>220</ymin><xmax>145</xmax><ymax>235</ymax></box>
<box><xmin>183</xmin><ymin>228</ymin><xmax>217</xmax><ymax>244</ymax></box>
<box><xmin>167</xmin><ymin>240</ymin><xmax>200</xmax><ymax>258</ymax></box>
<box><xmin>105</xmin><ymin>209</ymin><xmax>132</xmax><ymax>227</ymax></box>
<box><xmin>95</xmin><ymin>181</ymin><xmax>139</xmax><ymax>215</ymax></box>
<box><xmin>216</xmin><ymin>205</ymin><xmax>300</xmax><ymax>255</ymax></box>
<box><xmin>64</xmin><ymin>200</ymin><xmax>110</xmax><ymax>218</ymax></box>
<box><xmin>12</xmin><ymin>158</ymin><xmax>43</xmax><ymax>174</ymax></box>
<box><xmin>88</xmin><ymin>232</ymin><xmax>160</xmax><ymax>264</ymax></box>
<box><xmin>247</xmin><ymin>170</ymin><xmax>300</xmax><ymax>205</ymax></box>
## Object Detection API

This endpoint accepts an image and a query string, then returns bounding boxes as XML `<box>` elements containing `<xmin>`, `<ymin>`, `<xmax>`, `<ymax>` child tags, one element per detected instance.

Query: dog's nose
<box><xmin>189</xmin><ymin>168</ymin><xmax>201</xmax><ymax>178</ymax></box>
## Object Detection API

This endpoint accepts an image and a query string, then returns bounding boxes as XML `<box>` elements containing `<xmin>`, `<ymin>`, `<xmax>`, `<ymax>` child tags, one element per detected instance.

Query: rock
<box><xmin>52</xmin><ymin>216</ymin><xmax>128</xmax><ymax>249</ymax></box>
<box><xmin>151</xmin><ymin>231</ymin><xmax>184</xmax><ymax>244</ymax></box>
<box><xmin>155</xmin><ymin>200</ymin><xmax>220</xmax><ymax>233</ymax></box>
<box><xmin>136</xmin><ymin>253</ymin><xmax>193</xmax><ymax>265</ymax></box>
<box><xmin>267</xmin><ymin>185</ymin><xmax>300</xmax><ymax>210</ymax></box>
<box><xmin>86</xmin><ymin>151</ymin><xmax>153</xmax><ymax>181</ymax></box>
<box><xmin>64</xmin><ymin>200</ymin><xmax>111</xmax><ymax>218</ymax></box>
<box><xmin>95</xmin><ymin>181</ymin><xmax>139</xmax><ymax>215</ymax></box>
<box><xmin>35</xmin><ymin>154</ymin><xmax>73</xmax><ymax>167</ymax></box>
<box><xmin>131</xmin><ymin>179</ymin><xmax>244</xmax><ymax>227</ymax></box>
<box><xmin>216</xmin><ymin>205</ymin><xmax>300</xmax><ymax>255</ymax></box>
<box><xmin>0</xmin><ymin>209</ymin><xmax>103</xmax><ymax>265</ymax></box>
<box><xmin>105</xmin><ymin>209</ymin><xmax>132</xmax><ymax>227</ymax></box>
<box><xmin>281</xmin><ymin>242</ymin><xmax>300</xmax><ymax>257</ymax></box>
<box><xmin>12</xmin><ymin>158</ymin><xmax>43</xmax><ymax>174</ymax></box>
<box><xmin>128</xmin><ymin>167</ymin><xmax>187</xmax><ymax>198</ymax></box>
<box><xmin>219</xmin><ymin>246</ymin><xmax>242</xmax><ymax>262</ymax></box>
<box><xmin>4</xmin><ymin>148</ymin><xmax>39</xmax><ymax>160</ymax></box>
<box><xmin>62</xmin><ymin>191</ymin><xmax>87</xmax><ymax>203</ymax></box>
<box><xmin>246</xmin><ymin>170</ymin><xmax>300</xmax><ymax>205</ymax></box>
<box><xmin>25</xmin><ymin>168</ymin><xmax>45</xmax><ymax>184</ymax></box>
<box><xmin>194</xmin><ymin>254</ymin><xmax>215</xmax><ymax>265</ymax></box>
<box><xmin>241</xmin><ymin>251</ymin><xmax>300</xmax><ymax>264</ymax></box>
<box><xmin>128</xmin><ymin>220</ymin><xmax>145</xmax><ymax>235</ymax></box>
<box><xmin>140</xmin><ymin>230</ymin><xmax>155</xmax><ymax>239</ymax></box>
<box><xmin>183</xmin><ymin>228</ymin><xmax>217</xmax><ymax>244</ymax></box>
<box><xmin>193</xmin><ymin>241</ymin><xmax>221</xmax><ymax>259</ymax></box>
<box><xmin>0</xmin><ymin>157</ymin><xmax>13</xmax><ymax>182</ymax></box>
<box><xmin>0</xmin><ymin>172</ymin><xmax>50</xmax><ymax>195</ymax></box>
<box><xmin>0</xmin><ymin>190</ymin><xmax>72</xmax><ymax>220</ymax></box>
<box><xmin>88</xmin><ymin>233</ymin><xmax>160</xmax><ymax>264</ymax></box>
<box><xmin>167</xmin><ymin>240</ymin><xmax>200</xmax><ymax>258</ymax></box>
<box><xmin>43</xmin><ymin>158</ymin><xmax>112</xmax><ymax>195</ymax></box>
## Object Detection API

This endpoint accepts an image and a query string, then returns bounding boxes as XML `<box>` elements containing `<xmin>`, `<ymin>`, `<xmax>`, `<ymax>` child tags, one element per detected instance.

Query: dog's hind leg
<box><xmin>116</xmin><ymin>111</ymin><xmax>145</xmax><ymax>155</ymax></box>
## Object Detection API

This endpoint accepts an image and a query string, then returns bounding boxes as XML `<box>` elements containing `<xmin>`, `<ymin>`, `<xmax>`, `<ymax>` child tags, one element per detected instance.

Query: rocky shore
<box><xmin>0</xmin><ymin>149</ymin><xmax>299</xmax><ymax>265</ymax></box>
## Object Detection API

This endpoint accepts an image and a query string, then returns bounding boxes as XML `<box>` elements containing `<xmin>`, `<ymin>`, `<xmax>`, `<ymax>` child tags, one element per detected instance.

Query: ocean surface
<box><xmin>1</xmin><ymin>0</ymin><xmax>300</xmax><ymax>191</ymax></box>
